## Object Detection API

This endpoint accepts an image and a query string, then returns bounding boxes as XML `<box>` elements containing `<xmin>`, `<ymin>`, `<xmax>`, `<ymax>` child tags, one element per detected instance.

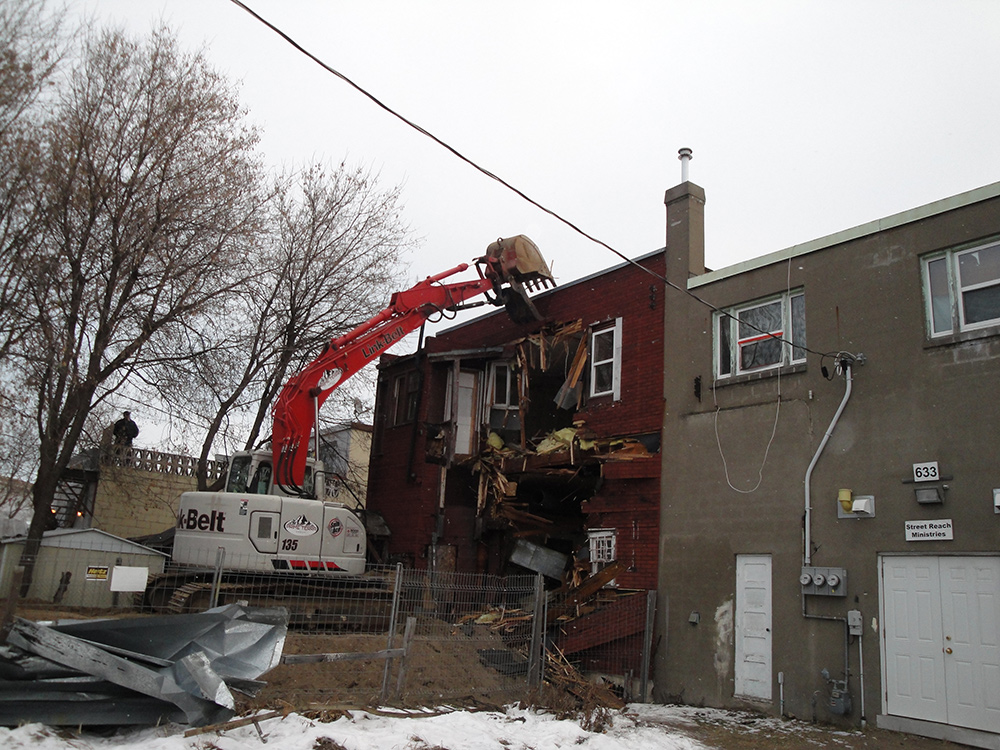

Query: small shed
<box><xmin>0</xmin><ymin>528</ymin><xmax>167</xmax><ymax>608</ymax></box>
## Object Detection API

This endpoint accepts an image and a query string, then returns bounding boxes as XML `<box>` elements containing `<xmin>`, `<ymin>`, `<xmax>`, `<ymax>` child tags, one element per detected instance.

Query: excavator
<box><xmin>150</xmin><ymin>236</ymin><xmax>554</xmax><ymax>615</ymax></box>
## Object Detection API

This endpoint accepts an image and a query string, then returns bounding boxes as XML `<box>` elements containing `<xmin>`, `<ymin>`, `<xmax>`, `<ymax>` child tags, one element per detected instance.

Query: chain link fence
<box><xmin>1</xmin><ymin>538</ymin><xmax>654</xmax><ymax>709</ymax></box>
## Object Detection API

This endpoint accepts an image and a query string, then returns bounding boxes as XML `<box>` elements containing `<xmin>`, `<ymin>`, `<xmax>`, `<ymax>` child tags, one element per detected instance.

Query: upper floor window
<box><xmin>590</xmin><ymin>318</ymin><xmax>622</xmax><ymax>400</ymax></box>
<box><xmin>490</xmin><ymin>362</ymin><xmax>519</xmax><ymax>410</ymax></box>
<box><xmin>488</xmin><ymin>361</ymin><xmax>520</xmax><ymax>431</ymax></box>
<box><xmin>715</xmin><ymin>291</ymin><xmax>805</xmax><ymax>378</ymax></box>
<box><xmin>923</xmin><ymin>240</ymin><xmax>1000</xmax><ymax>337</ymax></box>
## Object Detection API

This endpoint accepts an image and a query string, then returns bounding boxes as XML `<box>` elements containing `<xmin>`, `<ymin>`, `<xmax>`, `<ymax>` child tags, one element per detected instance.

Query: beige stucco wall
<box><xmin>91</xmin><ymin>450</ymin><xmax>226</xmax><ymax>539</ymax></box>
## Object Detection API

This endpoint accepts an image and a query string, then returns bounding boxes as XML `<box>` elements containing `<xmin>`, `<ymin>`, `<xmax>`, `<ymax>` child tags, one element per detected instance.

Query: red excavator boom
<box><xmin>270</xmin><ymin>235</ymin><xmax>553</xmax><ymax>494</ymax></box>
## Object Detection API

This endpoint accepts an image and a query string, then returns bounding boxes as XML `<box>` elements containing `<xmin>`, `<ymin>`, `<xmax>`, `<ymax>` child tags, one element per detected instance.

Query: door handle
<box><xmin>945</xmin><ymin>647</ymin><xmax>953</xmax><ymax>654</ymax></box>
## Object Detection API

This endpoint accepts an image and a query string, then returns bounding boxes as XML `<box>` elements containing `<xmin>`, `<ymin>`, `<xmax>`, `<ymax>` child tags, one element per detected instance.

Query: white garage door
<box><xmin>881</xmin><ymin>555</ymin><xmax>1000</xmax><ymax>734</ymax></box>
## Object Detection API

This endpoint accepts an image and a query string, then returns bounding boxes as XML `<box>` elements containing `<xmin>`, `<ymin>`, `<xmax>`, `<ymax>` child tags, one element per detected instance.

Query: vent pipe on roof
<box><xmin>678</xmin><ymin>147</ymin><xmax>693</xmax><ymax>182</ymax></box>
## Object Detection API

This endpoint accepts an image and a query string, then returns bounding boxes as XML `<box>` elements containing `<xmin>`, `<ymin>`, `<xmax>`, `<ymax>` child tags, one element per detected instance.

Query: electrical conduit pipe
<box><xmin>803</xmin><ymin>362</ymin><xmax>853</xmax><ymax>566</ymax></box>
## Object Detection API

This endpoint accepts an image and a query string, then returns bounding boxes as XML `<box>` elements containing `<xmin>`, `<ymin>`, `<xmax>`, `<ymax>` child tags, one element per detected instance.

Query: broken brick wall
<box><xmin>368</xmin><ymin>251</ymin><xmax>667</xmax><ymax>577</ymax></box>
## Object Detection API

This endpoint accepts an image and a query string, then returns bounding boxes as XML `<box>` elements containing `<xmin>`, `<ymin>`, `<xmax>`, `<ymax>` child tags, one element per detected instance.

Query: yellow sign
<box><xmin>86</xmin><ymin>565</ymin><xmax>109</xmax><ymax>581</ymax></box>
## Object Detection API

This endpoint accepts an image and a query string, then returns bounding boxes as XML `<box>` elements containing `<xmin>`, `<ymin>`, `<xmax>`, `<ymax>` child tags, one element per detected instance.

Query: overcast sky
<box><xmin>73</xmin><ymin>0</ymin><xmax>1000</xmax><ymax>289</ymax></box>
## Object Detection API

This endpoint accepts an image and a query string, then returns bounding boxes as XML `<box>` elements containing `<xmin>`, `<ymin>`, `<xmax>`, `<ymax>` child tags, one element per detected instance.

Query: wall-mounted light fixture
<box><xmin>915</xmin><ymin>486</ymin><xmax>945</xmax><ymax>504</ymax></box>
<box><xmin>688</xmin><ymin>611</ymin><xmax>700</xmax><ymax>625</ymax></box>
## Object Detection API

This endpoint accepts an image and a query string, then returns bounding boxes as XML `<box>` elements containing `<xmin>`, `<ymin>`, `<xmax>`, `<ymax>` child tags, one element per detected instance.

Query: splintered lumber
<box><xmin>545</xmin><ymin>645</ymin><xmax>625</xmax><ymax>710</ymax></box>
<box><xmin>546</xmin><ymin>561</ymin><xmax>627</xmax><ymax>624</ymax></box>
<box><xmin>184</xmin><ymin>708</ymin><xmax>292</xmax><ymax>738</ymax></box>
<box><xmin>498</xmin><ymin>503</ymin><xmax>554</xmax><ymax>527</ymax></box>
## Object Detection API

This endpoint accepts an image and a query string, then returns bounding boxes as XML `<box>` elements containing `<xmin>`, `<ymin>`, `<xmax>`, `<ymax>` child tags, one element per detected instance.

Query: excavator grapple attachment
<box><xmin>481</xmin><ymin>235</ymin><xmax>555</xmax><ymax>324</ymax></box>
<box><xmin>484</xmin><ymin>235</ymin><xmax>555</xmax><ymax>292</ymax></box>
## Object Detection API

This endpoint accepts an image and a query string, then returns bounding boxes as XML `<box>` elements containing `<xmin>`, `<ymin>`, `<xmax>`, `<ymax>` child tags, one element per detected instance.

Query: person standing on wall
<box><xmin>112</xmin><ymin>411</ymin><xmax>139</xmax><ymax>446</ymax></box>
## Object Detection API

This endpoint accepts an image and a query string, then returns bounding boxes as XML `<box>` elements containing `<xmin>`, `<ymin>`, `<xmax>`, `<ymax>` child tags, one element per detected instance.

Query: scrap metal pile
<box><xmin>0</xmin><ymin>603</ymin><xmax>287</xmax><ymax>727</ymax></box>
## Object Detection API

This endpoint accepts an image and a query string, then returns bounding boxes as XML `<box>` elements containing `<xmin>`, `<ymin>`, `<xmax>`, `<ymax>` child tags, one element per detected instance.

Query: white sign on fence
<box><xmin>904</xmin><ymin>518</ymin><xmax>953</xmax><ymax>542</ymax></box>
<box><xmin>110</xmin><ymin>566</ymin><xmax>149</xmax><ymax>592</ymax></box>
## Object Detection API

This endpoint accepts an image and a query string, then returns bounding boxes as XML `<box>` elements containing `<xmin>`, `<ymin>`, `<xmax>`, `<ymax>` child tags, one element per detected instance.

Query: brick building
<box><xmin>367</xmin><ymin>250</ymin><xmax>665</xmax><ymax>593</ymax></box>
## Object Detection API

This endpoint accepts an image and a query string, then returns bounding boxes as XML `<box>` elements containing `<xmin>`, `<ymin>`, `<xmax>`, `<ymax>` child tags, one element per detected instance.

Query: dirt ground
<box><xmin>242</xmin><ymin>632</ymin><xmax>532</xmax><ymax>711</ymax></box>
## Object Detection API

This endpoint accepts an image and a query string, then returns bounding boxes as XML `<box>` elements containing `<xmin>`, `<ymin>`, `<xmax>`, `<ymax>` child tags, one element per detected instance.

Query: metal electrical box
<box><xmin>799</xmin><ymin>566</ymin><xmax>847</xmax><ymax>596</ymax></box>
<box><xmin>847</xmin><ymin>609</ymin><xmax>863</xmax><ymax>635</ymax></box>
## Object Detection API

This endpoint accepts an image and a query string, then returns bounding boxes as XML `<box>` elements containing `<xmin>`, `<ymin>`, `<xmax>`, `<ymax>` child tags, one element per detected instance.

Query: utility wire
<box><xmin>228</xmin><ymin>0</ymin><xmax>831</xmax><ymax>362</ymax></box>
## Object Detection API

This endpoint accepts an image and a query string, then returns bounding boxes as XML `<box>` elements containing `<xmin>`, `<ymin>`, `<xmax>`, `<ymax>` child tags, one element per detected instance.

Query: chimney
<box><xmin>664</xmin><ymin>147</ymin><xmax>705</xmax><ymax>282</ymax></box>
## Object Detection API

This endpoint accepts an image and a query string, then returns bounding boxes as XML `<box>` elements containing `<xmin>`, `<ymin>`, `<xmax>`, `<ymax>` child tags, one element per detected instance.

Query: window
<box><xmin>589</xmin><ymin>318</ymin><xmax>622</xmax><ymax>399</ymax></box>
<box><xmin>490</xmin><ymin>362</ymin><xmax>519</xmax><ymax>409</ymax></box>
<box><xmin>587</xmin><ymin>528</ymin><xmax>617</xmax><ymax>580</ymax></box>
<box><xmin>923</xmin><ymin>240</ymin><xmax>1000</xmax><ymax>337</ymax></box>
<box><xmin>716</xmin><ymin>291</ymin><xmax>806</xmax><ymax>378</ymax></box>
<box><xmin>488</xmin><ymin>362</ymin><xmax>521</xmax><ymax>432</ymax></box>
<box><xmin>392</xmin><ymin>372</ymin><xmax>419</xmax><ymax>425</ymax></box>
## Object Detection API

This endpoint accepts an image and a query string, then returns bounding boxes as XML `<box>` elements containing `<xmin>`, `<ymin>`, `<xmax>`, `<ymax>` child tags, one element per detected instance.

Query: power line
<box><xmin>227</xmin><ymin>0</ymin><xmax>833</xmax><ymax>362</ymax></box>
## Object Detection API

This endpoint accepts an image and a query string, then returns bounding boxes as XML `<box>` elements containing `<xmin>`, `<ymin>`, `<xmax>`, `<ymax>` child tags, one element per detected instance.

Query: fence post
<box><xmin>527</xmin><ymin>573</ymin><xmax>545</xmax><ymax>691</ymax></box>
<box><xmin>209</xmin><ymin>546</ymin><xmax>225</xmax><ymax>609</ymax></box>
<box><xmin>639</xmin><ymin>589</ymin><xmax>657</xmax><ymax>703</ymax></box>
<box><xmin>394</xmin><ymin>615</ymin><xmax>417</xmax><ymax>701</ymax></box>
<box><xmin>381</xmin><ymin>562</ymin><xmax>404</xmax><ymax>701</ymax></box>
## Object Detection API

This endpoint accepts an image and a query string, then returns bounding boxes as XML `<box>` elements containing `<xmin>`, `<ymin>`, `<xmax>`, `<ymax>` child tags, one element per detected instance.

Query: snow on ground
<box><xmin>0</xmin><ymin>705</ymin><xmax>715</xmax><ymax>750</ymax></box>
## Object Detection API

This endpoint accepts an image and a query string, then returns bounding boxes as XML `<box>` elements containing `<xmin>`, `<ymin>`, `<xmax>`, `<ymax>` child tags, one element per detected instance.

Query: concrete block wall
<box><xmin>91</xmin><ymin>450</ymin><xmax>225</xmax><ymax>539</ymax></box>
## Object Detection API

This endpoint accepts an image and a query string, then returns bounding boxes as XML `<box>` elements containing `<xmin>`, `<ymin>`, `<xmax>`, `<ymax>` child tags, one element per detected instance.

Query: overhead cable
<box><xmin>228</xmin><ymin>0</ymin><xmax>829</xmax><ymax>361</ymax></box>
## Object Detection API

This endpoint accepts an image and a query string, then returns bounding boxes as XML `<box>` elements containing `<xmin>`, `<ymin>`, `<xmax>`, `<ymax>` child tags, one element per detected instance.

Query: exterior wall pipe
<box><xmin>858</xmin><ymin>623</ymin><xmax>867</xmax><ymax>727</ymax></box>
<box><xmin>803</xmin><ymin>362</ymin><xmax>853</xmax><ymax>566</ymax></box>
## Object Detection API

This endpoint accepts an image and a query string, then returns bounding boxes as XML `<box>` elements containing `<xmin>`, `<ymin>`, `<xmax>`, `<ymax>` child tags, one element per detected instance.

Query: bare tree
<box><xmin>4</xmin><ymin>24</ymin><xmax>267</xmax><ymax>593</ymax></box>
<box><xmin>147</xmin><ymin>161</ymin><xmax>411</xmax><ymax>489</ymax></box>
<box><xmin>0</xmin><ymin>0</ymin><xmax>65</xmax><ymax>359</ymax></box>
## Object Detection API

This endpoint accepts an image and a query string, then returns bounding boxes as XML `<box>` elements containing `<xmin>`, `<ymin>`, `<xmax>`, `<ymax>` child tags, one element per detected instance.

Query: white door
<box><xmin>881</xmin><ymin>556</ymin><xmax>1000</xmax><ymax>733</ymax></box>
<box><xmin>940</xmin><ymin>558</ymin><xmax>1000</xmax><ymax>733</ymax></box>
<box><xmin>454</xmin><ymin>371</ymin><xmax>478</xmax><ymax>456</ymax></box>
<box><xmin>443</xmin><ymin>370</ymin><xmax>479</xmax><ymax>456</ymax></box>
<box><xmin>881</xmin><ymin>556</ymin><xmax>947</xmax><ymax>722</ymax></box>
<box><xmin>735</xmin><ymin>554</ymin><xmax>772</xmax><ymax>700</ymax></box>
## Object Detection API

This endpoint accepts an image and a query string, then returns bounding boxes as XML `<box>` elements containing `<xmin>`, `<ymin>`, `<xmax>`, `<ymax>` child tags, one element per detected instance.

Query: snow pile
<box><xmin>0</xmin><ymin>706</ymin><xmax>711</xmax><ymax>750</ymax></box>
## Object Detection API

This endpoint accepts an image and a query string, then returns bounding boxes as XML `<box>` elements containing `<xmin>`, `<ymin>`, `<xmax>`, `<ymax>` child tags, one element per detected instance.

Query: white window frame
<box><xmin>589</xmin><ymin>317</ymin><xmax>623</xmax><ymax>400</ymax></box>
<box><xmin>922</xmin><ymin>239</ymin><xmax>1000</xmax><ymax>338</ymax></box>
<box><xmin>489</xmin><ymin>361</ymin><xmax>519</xmax><ymax>410</ymax></box>
<box><xmin>587</xmin><ymin>528</ymin><xmax>617</xmax><ymax>578</ymax></box>
<box><xmin>715</xmin><ymin>290</ymin><xmax>806</xmax><ymax>379</ymax></box>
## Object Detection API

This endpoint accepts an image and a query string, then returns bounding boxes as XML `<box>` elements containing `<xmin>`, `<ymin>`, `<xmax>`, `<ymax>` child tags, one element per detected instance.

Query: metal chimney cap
<box><xmin>678</xmin><ymin>147</ymin><xmax>693</xmax><ymax>182</ymax></box>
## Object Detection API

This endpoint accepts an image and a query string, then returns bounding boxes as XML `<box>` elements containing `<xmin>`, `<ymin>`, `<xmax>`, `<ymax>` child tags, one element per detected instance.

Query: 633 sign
<box><xmin>912</xmin><ymin>461</ymin><xmax>940</xmax><ymax>482</ymax></box>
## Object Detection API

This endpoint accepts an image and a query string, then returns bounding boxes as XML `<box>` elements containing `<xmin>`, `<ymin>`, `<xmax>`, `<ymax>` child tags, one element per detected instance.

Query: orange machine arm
<box><xmin>270</xmin><ymin>263</ymin><xmax>499</xmax><ymax>494</ymax></box>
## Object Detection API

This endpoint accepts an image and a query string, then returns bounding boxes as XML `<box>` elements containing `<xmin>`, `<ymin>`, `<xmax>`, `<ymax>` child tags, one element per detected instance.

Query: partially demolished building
<box><xmin>367</xmin><ymin>250</ymin><xmax>664</xmax><ymax>595</ymax></box>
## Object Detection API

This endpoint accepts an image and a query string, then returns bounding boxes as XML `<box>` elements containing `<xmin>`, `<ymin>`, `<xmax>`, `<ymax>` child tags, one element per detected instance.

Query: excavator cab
<box><xmin>479</xmin><ymin>235</ymin><xmax>555</xmax><ymax>324</ymax></box>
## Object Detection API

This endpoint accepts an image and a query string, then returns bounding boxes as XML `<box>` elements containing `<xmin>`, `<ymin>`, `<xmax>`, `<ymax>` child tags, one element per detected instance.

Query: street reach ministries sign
<box><xmin>905</xmin><ymin>518</ymin><xmax>954</xmax><ymax>542</ymax></box>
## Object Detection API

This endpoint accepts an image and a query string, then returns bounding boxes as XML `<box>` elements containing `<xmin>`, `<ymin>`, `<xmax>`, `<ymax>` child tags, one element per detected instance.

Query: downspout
<box><xmin>803</xmin><ymin>360</ymin><xmax>853</xmax><ymax>566</ymax></box>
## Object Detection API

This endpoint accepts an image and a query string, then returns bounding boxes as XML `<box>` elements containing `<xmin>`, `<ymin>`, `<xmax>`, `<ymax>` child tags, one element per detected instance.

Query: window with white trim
<box><xmin>923</xmin><ymin>240</ymin><xmax>1000</xmax><ymax>337</ymax></box>
<box><xmin>489</xmin><ymin>362</ymin><xmax>519</xmax><ymax>410</ymax></box>
<box><xmin>488</xmin><ymin>361</ymin><xmax>520</xmax><ymax>432</ymax></box>
<box><xmin>587</xmin><ymin>528</ymin><xmax>617</xmax><ymax>578</ymax></box>
<box><xmin>715</xmin><ymin>291</ymin><xmax>806</xmax><ymax>378</ymax></box>
<box><xmin>589</xmin><ymin>318</ymin><xmax>622</xmax><ymax>399</ymax></box>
